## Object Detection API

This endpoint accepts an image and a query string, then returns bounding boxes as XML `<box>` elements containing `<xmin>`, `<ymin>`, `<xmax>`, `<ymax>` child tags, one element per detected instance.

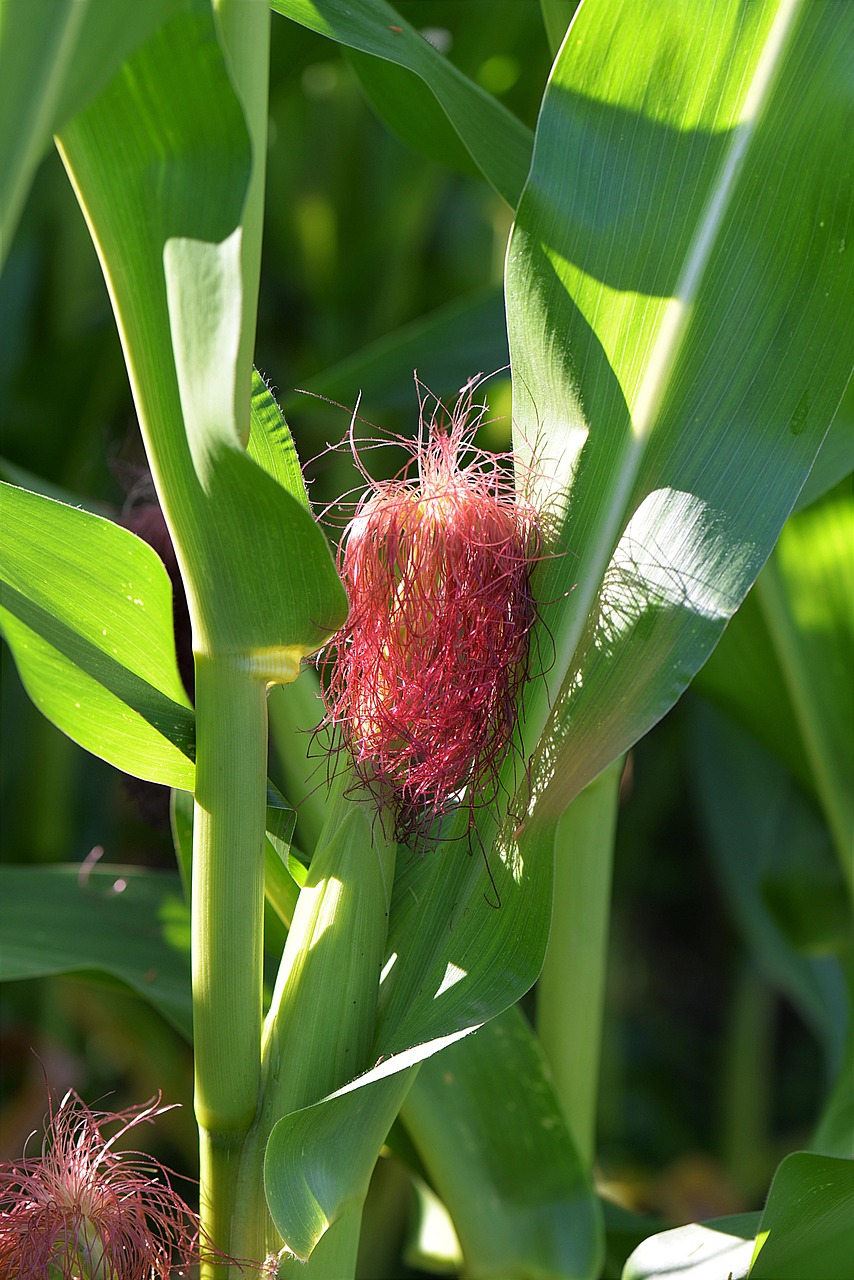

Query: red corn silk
<box><xmin>0</xmin><ymin>1091</ymin><xmax>205</xmax><ymax>1280</ymax></box>
<box><xmin>321</xmin><ymin>380</ymin><xmax>541</xmax><ymax>841</ymax></box>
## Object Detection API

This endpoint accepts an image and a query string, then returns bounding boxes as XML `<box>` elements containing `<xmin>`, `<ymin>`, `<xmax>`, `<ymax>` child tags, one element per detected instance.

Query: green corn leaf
<box><xmin>402</xmin><ymin>1005</ymin><xmax>602</xmax><ymax>1280</ymax></box>
<box><xmin>749</xmin><ymin>1152</ymin><xmax>854</xmax><ymax>1279</ymax></box>
<box><xmin>0</xmin><ymin>863</ymin><xmax>192</xmax><ymax>1040</ymax></box>
<box><xmin>0</xmin><ymin>482</ymin><xmax>195</xmax><ymax>789</ymax></box>
<box><xmin>0</xmin><ymin>0</ymin><xmax>87</xmax><ymax>263</ymax></box>
<box><xmin>755</xmin><ymin>476</ymin><xmax>854</xmax><ymax>897</ymax></box>
<box><xmin>507</xmin><ymin>0</ymin><xmax>854</xmax><ymax>822</ymax></box>
<box><xmin>623</xmin><ymin>1215</ymin><xmax>759</xmax><ymax>1280</ymax></box>
<box><xmin>265</xmin><ymin>1069</ymin><xmax>415</xmax><ymax>1264</ymax></box>
<box><xmin>258</xmin><ymin>810</ymin><xmax>559</xmax><ymax>1265</ymax></box>
<box><xmin>375</xmin><ymin>806</ymin><xmax>557</xmax><ymax>1061</ymax></box>
<box><xmin>248</xmin><ymin>369</ymin><xmax>313</xmax><ymax>511</ymax></box>
<box><xmin>0</xmin><ymin>0</ymin><xmax>179</xmax><ymax>265</ymax></box>
<box><xmin>57</xmin><ymin>4</ymin><xmax>347</xmax><ymax>667</ymax></box>
<box><xmin>345</xmin><ymin>48</ymin><xmax>482</xmax><ymax>184</ymax></box>
<box><xmin>269</xmin><ymin>0</ymin><xmax>533</xmax><ymax>206</ymax></box>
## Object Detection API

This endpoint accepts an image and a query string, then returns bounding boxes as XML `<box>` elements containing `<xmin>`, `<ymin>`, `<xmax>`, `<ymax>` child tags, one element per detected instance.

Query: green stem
<box><xmin>535</xmin><ymin>758</ymin><xmax>622</xmax><ymax>1166</ymax></box>
<box><xmin>186</xmin><ymin>12</ymin><xmax>270</xmax><ymax>1271</ymax></box>
<box><xmin>192</xmin><ymin>654</ymin><xmax>267</xmax><ymax>1274</ymax></box>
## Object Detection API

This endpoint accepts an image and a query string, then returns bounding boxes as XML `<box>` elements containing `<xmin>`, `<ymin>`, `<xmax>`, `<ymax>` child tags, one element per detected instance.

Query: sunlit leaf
<box><xmin>749</xmin><ymin>1152</ymin><xmax>854</xmax><ymax>1279</ymax></box>
<box><xmin>265</xmin><ymin>1070</ymin><xmax>415</xmax><ymax>1262</ymax></box>
<box><xmin>375</xmin><ymin>807</ymin><xmax>556</xmax><ymax>1061</ymax></box>
<box><xmin>507</xmin><ymin>0</ymin><xmax>853</xmax><ymax>820</ymax></box>
<box><xmin>0</xmin><ymin>482</ymin><xmax>195</xmax><ymax>788</ymax></box>
<box><xmin>248</xmin><ymin>369</ymin><xmax>312</xmax><ymax>510</ymax></box>
<box><xmin>403</xmin><ymin>1006</ymin><xmax>602</xmax><ymax>1280</ymax></box>
<box><xmin>58</xmin><ymin>6</ymin><xmax>347</xmax><ymax>666</ymax></box>
<box><xmin>623</xmin><ymin>1215</ymin><xmax>758</xmax><ymax>1280</ymax></box>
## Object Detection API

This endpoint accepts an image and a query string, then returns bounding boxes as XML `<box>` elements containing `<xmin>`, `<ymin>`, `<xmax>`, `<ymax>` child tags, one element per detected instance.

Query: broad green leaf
<box><xmin>749</xmin><ymin>1152</ymin><xmax>854</xmax><ymax>1279</ymax></box>
<box><xmin>402</xmin><ymin>1005</ymin><xmax>602</xmax><ymax>1280</ymax></box>
<box><xmin>0</xmin><ymin>482</ymin><xmax>195</xmax><ymax>788</ymax></box>
<box><xmin>690</xmin><ymin>701</ymin><xmax>847</xmax><ymax>1065</ymax></box>
<box><xmin>259</xmin><ymin>811</ymin><xmax>554</xmax><ymax>1265</ymax></box>
<box><xmin>269</xmin><ymin>0</ymin><xmax>533</xmax><ymax>206</ymax></box>
<box><xmin>623</xmin><ymin>1215</ymin><xmax>759</xmax><ymax>1280</ymax></box>
<box><xmin>0</xmin><ymin>864</ymin><xmax>192</xmax><ymax>1040</ymax></box>
<box><xmin>258</xmin><ymin>741</ymin><xmax>560</xmax><ymax>1264</ymax></box>
<box><xmin>507</xmin><ymin>0</ymin><xmax>854</xmax><ymax>821</ymax></box>
<box><xmin>755</xmin><ymin>476</ymin><xmax>854</xmax><ymax>896</ymax></box>
<box><xmin>0</xmin><ymin>0</ymin><xmax>177</xmax><ymax>264</ymax></box>
<box><xmin>375</xmin><ymin>806</ymin><xmax>556</xmax><ymax>1061</ymax></box>
<box><xmin>346</xmin><ymin>48</ymin><xmax>482</xmax><ymax>183</ymax></box>
<box><xmin>265</xmin><ymin>1069</ymin><xmax>415</xmax><ymax>1263</ymax></box>
<box><xmin>58</xmin><ymin>5</ymin><xmax>347</xmax><ymax>665</ymax></box>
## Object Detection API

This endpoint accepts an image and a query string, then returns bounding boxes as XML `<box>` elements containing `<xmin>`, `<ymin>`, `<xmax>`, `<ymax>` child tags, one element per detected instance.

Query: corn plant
<box><xmin>1</xmin><ymin>1</ymin><xmax>851</xmax><ymax>1278</ymax></box>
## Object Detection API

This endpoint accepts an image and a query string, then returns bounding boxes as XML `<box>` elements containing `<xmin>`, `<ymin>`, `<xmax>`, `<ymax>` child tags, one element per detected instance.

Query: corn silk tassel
<box><xmin>0</xmin><ymin>1091</ymin><xmax>208</xmax><ymax>1280</ymax></box>
<box><xmin>320</xmin><ymin>375</ymin><xmax>542</xmax><ymax>843</ymax></box>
